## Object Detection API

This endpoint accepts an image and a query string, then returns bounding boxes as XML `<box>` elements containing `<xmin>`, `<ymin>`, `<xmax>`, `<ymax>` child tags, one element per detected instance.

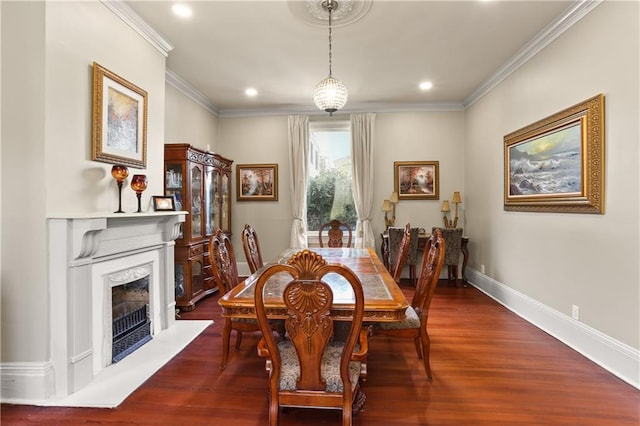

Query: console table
<box><xmin>381</xmin><ymin>232</ymin><xmax>469</xmax><ymax>283</ymax></box>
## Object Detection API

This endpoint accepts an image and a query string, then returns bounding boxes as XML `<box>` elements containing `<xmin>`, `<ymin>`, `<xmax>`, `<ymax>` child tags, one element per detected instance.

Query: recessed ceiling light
<box><xmin>172</xmin><ymin>3</ymin><xmax>192</xmax><ymax>18</ymax></box>
<box><xmin>419</xmin><ymin>81</ymin><xmax>433</xmax><ymax>91</ymax></box>
<box><xmin>245</xmin><ymin>88</ymin><xmax>258</xmax><ymax>97</ymax></box>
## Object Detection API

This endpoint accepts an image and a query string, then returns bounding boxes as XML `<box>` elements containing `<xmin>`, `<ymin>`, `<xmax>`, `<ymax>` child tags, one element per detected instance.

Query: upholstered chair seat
<box><xmin>277</xmin><ymin>341</ymin><xmax>361</xmax><ymax>393</ymax></box>
<box><xmin>375</xmin><ymin>305</ymin><xmax>421</xmax><ymax>330</ymax></box>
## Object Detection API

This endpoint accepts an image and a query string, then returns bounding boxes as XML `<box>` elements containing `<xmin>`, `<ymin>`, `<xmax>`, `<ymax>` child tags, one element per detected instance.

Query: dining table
<box><xmin>218</xmin><ymin>247</ymin><xmax>409</xmax><ymax>323</ymax></box>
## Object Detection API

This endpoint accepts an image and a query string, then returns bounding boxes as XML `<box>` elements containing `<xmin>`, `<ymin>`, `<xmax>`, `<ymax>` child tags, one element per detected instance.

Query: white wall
<box><xmin>374</xmin><ymin>112</ymin><xmax>466</xmax><ymax>250</ymax></box>
<box><xmin>464</xmin><ymin>1</ymin><xmax>639</xmax><ymax>349</ymax></box>
<box><xmin>1</xmin><ymin>0</ymin><xmax>48</xmax><ymax>364</ymax></box>
<box><xmin>164</xmin><ymin>83</ymin><xmax>219</xmax><ymax>152</ymax></box>
<box><xmin>218</xmin><ymin>115</ymin><xmax>292</xmax><ymax>260</ymax></box>
<box><xmin>1</xmin><ymin>0</ymin><xmax>167</xmax><ymax>383</ymax></box>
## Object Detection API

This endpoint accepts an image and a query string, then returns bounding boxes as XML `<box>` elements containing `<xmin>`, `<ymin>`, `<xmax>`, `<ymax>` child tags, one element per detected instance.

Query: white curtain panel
<box><xmin>287</xmin><ymin>115</ymin><xmax>310</xmax><ymax>248</ymax></box>
<box><xmin>350</xmin><ymin>113</ymin><xmax>376</xmax><ymax>248</ymax></box>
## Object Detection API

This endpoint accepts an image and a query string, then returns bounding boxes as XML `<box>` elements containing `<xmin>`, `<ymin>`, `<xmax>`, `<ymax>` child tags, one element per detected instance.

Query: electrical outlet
<box><xmin>572</xmin><ymin>305</ymin><xmax>580</xmax><ymax>320</ymax></box>
<box><xmin>480</xmin><ymin>264</ymin><xmax>485</xmax><ymax>274</ymax></box>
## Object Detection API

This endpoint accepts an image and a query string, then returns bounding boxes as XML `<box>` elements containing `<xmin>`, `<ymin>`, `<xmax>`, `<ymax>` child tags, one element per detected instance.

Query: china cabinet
<box><xmin>164</xmin><ymin>143</ymin><xmax>233</xmax><ymax>311</ymax></box>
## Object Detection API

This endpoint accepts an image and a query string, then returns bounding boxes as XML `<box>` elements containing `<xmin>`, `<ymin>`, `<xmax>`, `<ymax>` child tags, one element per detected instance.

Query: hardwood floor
<box><xmin>2</xmin><ymin>281</ymin><xmax>639</xmax><ymax>425</ymax></box>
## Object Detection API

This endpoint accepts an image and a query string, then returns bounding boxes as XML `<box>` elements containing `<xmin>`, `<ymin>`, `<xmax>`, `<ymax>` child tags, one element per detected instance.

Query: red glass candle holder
<box><xmin>131</xmin><ymin>174</ymin><xmax>148</xmax><ymax>213</ymax></box>
<box><xmin>111</xmin><ymin>165</ymin><xmax>129</xmax><ymax>213</ymax></box>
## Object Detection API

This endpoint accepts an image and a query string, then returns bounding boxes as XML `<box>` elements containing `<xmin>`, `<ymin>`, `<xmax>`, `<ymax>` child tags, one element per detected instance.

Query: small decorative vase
<box><xmin>131</xmin><ymin>174</ymin><xmax>148</xmax><ymax>213</ymax></box>
<box><xmin>111</xmin><ymin>165</ymin><xmax>129</xmax><ymax>213</ymax></box>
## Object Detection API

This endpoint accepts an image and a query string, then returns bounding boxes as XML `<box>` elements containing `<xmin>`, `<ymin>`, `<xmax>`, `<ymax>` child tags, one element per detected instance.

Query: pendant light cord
<box><xmin>328</xmin><ymin>1</ymin><xmax>334</xmax><ymax>77</ymax></box>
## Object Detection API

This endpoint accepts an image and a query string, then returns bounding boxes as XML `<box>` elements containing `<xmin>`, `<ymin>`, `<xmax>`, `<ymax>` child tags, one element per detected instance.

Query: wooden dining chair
<box><xmin>319</xmin><ymin>219</ymin><xmax>353</xmax><ymax>248</ymax></box>
<box><xmin>373</xmin><ymin>228</ymin><xmax>445</xmax><ymax>380</ymax></box>
<box><xmin>254</xmin><ymin>249</ymin><xmax>367</xmax><ymax>426</ymax></box>
<box><xmin>241</xmin><ymin>223</ymin><xmax>263</xmax><ymax>274</ymax></box>
<box><xmin>387</xmin><ymin>223</ymin><xmax>412</xmax><ymax>284</ymax></box>
<box><xmin>209</xmin><ymin>228</ymin><xmax>261</xmax><ymax>370</ymax></box>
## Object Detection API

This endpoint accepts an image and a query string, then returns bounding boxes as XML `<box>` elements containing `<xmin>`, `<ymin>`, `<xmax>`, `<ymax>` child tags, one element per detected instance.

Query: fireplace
<box><xmin>47</xmin><ymin>213</ymin><xmax>185</xmax><ymax>399</ymax></box>
<box><xmin>110</xmin><ymin>272</ymin><xmax>151</xmax><ymax>363</ymax></box>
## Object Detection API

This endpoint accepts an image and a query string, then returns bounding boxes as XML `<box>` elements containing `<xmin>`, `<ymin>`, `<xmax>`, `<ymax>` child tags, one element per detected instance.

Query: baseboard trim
<box><xmin>0</xmin><ymin>362</ymin><xmax>55</xmax><ymax>401</ymax></box>
<box><xmin>466</xmin><ymin>268</ymin><xmax>639</xmax><ymax>389</ymax></box>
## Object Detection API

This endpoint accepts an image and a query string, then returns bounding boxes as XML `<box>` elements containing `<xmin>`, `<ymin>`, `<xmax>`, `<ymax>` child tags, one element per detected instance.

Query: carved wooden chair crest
<box><xmin>319</xmin><ymin>220</ymin><xmax>353</xmax><ymax>248</ymax></box>
<box><xmin>254</xmin><ymin>249</ymin><xmax>366</xmax><ymax>425</ymax></box>
<box><xmin>241</xmin><ymin>223</ymin><xmax>264</xmax><ymax>274</ymax></box>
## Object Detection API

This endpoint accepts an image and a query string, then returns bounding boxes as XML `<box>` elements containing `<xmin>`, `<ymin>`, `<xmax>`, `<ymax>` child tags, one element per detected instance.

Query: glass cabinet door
<box><xmin>204</xmin><ymin>167</ymin><xmax>214</xmax><ymax>235</ymax></box>
<box><xmin>221</xmin><ymin>173</ymin><xmax>230</xmax><ymax>232</ymax></box>
<box><xmin>165</xmin><ymin>163</ymin><xmax>184</xmax><ymax>239</ymax></box>
<box><xmin>165</xmin><ymin>164</ymin><xmax>183</xmax><ymax>209</ymax></box>
<box><xmin>190</xmin><ymin>164</ymin><xmax>203</xmax><ymax>239</ymax></box>
<box><xmin>212</xmin><ymin>170</ymin><xmax>221</xmax><ymax>230</ymax></box>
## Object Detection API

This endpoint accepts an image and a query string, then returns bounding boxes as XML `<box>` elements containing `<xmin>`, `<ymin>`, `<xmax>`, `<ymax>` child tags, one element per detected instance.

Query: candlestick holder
<box><xmin>111</xmin><ymin>165</ymin><xmax>129</xmax><ymax>213</ymax></box>
<box><xmin>131</xmin><ymin>174</ymin><xmax>148</xmax><ymax>213</ymax></box>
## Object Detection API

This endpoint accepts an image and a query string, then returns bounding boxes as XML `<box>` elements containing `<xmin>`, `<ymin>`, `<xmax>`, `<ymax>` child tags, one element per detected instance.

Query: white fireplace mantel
<box><xmin>47</xmin><ymin>212</ymin><xmax>185</xmax><ymax>399</ymax></box>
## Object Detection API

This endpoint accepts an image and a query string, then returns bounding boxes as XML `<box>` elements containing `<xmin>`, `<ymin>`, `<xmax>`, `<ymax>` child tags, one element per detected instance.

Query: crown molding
<box><xmin>218</xmin><ymin>102</ymin><xmax>465</xmax><ymax>118</ymax></box>
<box><xmin>100</xmin><ymin>0</ymin><xmax>173</xmax><ymax>57</ymax></box>
<box><xmin>464</xmin><ymin>0</ymin><xmax>603</xmax><ymax>108</ymax></box>
<box><xmin>165</xmin><ymin>70</ymin><xmax>220</xmax><ymax>116</ymax></box>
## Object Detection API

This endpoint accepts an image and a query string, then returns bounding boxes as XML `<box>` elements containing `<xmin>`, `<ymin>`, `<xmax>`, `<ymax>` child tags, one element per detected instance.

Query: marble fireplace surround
<box><xmin>47</xmin><ymin>212</ymin><xmax>185</xmax><ymax>399</ymax></box>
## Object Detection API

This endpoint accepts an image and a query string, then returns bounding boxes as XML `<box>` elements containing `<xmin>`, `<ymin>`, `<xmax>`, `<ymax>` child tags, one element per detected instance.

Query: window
<box><xmin>307</xmin><ymin>121</ymin><xmax>357</xmax><ymax>233</ymax></box>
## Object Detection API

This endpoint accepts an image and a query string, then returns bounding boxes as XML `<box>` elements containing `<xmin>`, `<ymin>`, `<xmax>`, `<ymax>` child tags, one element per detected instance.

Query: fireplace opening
<box><xmin>111</xmin><ymin>275</ymin><xmax>152</xmax><ymax>363</ymax></box>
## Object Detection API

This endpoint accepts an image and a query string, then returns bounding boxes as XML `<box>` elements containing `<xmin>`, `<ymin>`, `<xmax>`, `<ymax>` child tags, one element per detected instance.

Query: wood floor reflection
<box><xmin>3</xmin><ymin>280</ymin><xmax>639</xmax><ymax>425</ymax></box>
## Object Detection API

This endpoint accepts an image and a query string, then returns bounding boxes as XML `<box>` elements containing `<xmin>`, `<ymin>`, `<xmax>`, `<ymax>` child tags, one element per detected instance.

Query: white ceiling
<box><xmin>120</xmin><ymin>0</ymin><xmax>588</xmax><ymax>116</ymax></box>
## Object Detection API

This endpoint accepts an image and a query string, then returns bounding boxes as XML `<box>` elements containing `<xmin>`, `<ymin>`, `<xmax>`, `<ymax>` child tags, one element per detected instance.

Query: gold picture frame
<box><xmin>504</xmin><ymin>94</ymin><xmax>605</xmax><ymax>214</ymax></box>
<box><xmin>92</xmin><ymin>62</ymin><xmax>148</xmax><ymax>169</ymax></box>
<box><xmin>236</xmin><ymin>163</ymin><xmax>278</xmax><ymax>201</ymax></box>
<box><xmin>394</xmin><ymin>161</ymin><xmax>440</xmax><ymax>200</ymax></box>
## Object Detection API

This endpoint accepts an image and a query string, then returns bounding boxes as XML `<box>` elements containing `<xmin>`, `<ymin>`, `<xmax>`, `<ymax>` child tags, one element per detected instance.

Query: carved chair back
<box><xmin>413</xmin><ymin>228</ymin><xmax>446</xmax><ymax>315</ymax></box>
<box><xmin>388</xmin><ymin>223</ymin><xmax>412</xmax><ymax>284</ymax></box>
<box><xmin>319</xmin><ymin>220</ymin><xmax>353</xmax><ymax>248</ymax></box>
<box><xmin>209</xmin><ymin>228</ymin><xmax>240</xmax><ymax>295</ymax></box>
<box><xmin>241</xmin><ymin>223</ymin><xmax>264</xmax><ymax>274</ymax></box>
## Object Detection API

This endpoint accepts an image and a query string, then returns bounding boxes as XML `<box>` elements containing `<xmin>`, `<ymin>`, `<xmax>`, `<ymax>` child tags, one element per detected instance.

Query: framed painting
<box><xmin>504</xmin><ymin>94</ymin><xmax>604</xmax><ymax>213</ymax></box>
<box><xmin>152</xmin><ymin>196</ymin><xmax>176</xmax><ymax>211</ymax></box>
<box><xmin>236</xmin><ymin>163</ymin><xmax>278</xmax><ymax>201</ymax></box>
<box><xmin>394</xmin><ymin>161</ymin><xmax>440</xmax><ymax>200</ymax></box>
<box><xmin>92</xmin><ymin>62</ymin><xmax>148</xmax><ymax>169</ymax></box>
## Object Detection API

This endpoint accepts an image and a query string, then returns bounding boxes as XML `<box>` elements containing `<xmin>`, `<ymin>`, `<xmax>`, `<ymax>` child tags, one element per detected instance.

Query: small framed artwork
<box><xmin>92</xmin><ymin>62</ymin><xmax>148</xmax><ymax>169</ymax></box>
<box><xmin>504</xmin><ymin>94</ymin><xmax>604</xmax><ymax>214</ymax></box>
<box><xmin>236</xmin><ymin>163</ymin><xmax>278</xmax><ymax>201</ymax></box>
<box><xmin>394</xmin><ymin>161</ymin><xmax>440</xmax><ymax>200</ymax></box>
<box><xmin>152</xmin><ymin>196</ymin><xmax>176</xmax><ymax>211</ymax></box>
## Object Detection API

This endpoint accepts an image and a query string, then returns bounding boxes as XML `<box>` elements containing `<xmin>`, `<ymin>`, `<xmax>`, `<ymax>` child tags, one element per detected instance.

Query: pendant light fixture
<box><xmin>313</xmin><ymin>0</ymin><xmax>348</xmax><ymax>116</ymax></box>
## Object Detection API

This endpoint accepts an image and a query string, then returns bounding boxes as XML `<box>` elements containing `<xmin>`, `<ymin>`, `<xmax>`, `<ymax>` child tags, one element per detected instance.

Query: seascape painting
<box><xmin>508</xmin><ymin>121</ymin><xmax>582</xmax><ymax>196</ymax></box>
<box><xmin>503</xmin><ymin>94</ymin><xmax>604</xmax><ymax>213</ymax></box>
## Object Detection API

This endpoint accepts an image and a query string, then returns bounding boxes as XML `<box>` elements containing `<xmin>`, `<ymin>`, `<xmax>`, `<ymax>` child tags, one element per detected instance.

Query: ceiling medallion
<box><xmin>288</xmin><ymin>0</ymin><xmax>372</xmax><ymax>28</ymax></box>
